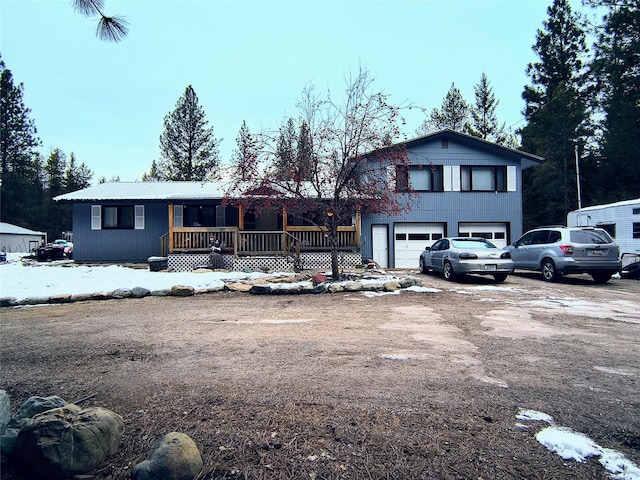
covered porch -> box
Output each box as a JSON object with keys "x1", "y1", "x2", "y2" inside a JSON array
[{"x1": 160, "y1": 203, "x2": 361, "y2": 258}]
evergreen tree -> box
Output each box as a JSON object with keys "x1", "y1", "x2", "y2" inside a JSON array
[
  {"x1": 274, "y1": 118, "x2": 297, "y2": 180},
  {"x1": 44, "y1": 149, "x2": 69, "y2": 240},
  {"x1": 64, "y1": 152, "x2": 93, "y2": 192},
  {"x1": 0, "y1": 56, "x2": 43, "y2": 230},
  {"x1": 519, "y1": 0, "x2": 589, "y2": 230},
  {"x1": 230, "y1": 121, "x2": 258, "y2": 181},
  {"x1": 296, "y1": 120, "x2": 314, "y2": 182},
  {"x1": 588, "y1": 0, "x2": 640, "y2": 203},
  {"x1": 419, "y1": 82, "x2": 470, "y2": 134},
  {"x1": 150, "y1": 85, "x2": 221, "y2": 181},
  {"x1": 469, "y1": 73, "x2": 513, "y2": 146}
]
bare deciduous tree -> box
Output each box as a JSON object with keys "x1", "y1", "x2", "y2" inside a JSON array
[{"x1": 227, "y1": 67, "x2": 411, "y2": 279}]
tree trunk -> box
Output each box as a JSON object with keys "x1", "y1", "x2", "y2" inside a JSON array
[{"x1": 329, "y1": 227, "x2": 339, "y2": 280}]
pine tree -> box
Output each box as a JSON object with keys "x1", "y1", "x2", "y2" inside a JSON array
[
  {"x1": 274, "y1": 118, "x2": 297, "y2": 180},
  {"x1": 420, "y1": 83, "x2": 470, "y2": 134},
  {"x1": 520, "y1": 0, "x2": 589, "y2": 230},
  {"x1": 64, "y1": 152, "x2": 93, "y2": 192},
  {"x1": 468, "y1": 73, "x2": 513, "y2": 145},
  {"x1": 44, "y1": 149, "x2": 69, "y2": 240},
  {"x1": 296, "y1": 121, "x2": 313, "y2": 182},
  {"x1": 151, "y1": 85, "x2": 221, "y2": 181},
  {"x1": 588, "y1": 0, "x2": 640, "y2": 203},
  {"x1": 71, "y1": 0, "x2": 129, "y2": 42},
  {"x1": 230, "y1": 121, "x2": 258, "y2": 181},
  {"x1": 0, "y1": 56, "x2": 43, "y2": 230}
]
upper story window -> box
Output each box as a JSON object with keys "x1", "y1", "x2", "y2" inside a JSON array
[
  {"x1": 397, "y1": 165, "x2": 444, "y2": 192},
  {"x1": 461, "y1": 166, "x2": 507, "y2": 192}
]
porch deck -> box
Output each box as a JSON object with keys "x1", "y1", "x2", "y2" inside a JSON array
[{"x1": 161, "y1": 227, "x2": 359, "y2": 257}]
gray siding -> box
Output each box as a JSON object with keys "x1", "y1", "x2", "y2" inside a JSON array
[
  {"x1": 72, "y1": 202, "x2": 168, "y2": 263},
  {"x1": 360, "y1": 138, "x2": 526, "y2": 265}
]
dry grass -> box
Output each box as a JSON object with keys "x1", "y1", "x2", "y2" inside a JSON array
[{"x1": 2, "y1": 274, "x2": 639, "y2": 479}]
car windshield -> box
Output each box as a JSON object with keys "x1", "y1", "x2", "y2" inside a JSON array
[
  {"x1": 451, "y1": 239, "x2": 496, "y2": 249},
  {"x1": 570, "y1": 229, "x2": 613, "y2": 244}
]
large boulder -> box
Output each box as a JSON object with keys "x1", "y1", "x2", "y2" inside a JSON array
[
  {"x1": 1, "y1": 395, "x2": 66, "y2": 462},
  {"x1": 7, "y1": 395, "x2": 67, "y2": 430},
  {"x1": 132, "y1": 432, "x2": 203, "y2": 480},
  {"x1": 15, "y1": 404, "x2": 124, "y2": 479}
]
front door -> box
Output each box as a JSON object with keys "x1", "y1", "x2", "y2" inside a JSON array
[{"x1": 372, "y1": 225, "x2": 388, "y2": 268}]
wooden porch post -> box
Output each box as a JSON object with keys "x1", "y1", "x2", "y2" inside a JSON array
[
  {"x1": 168, "y1": 203, "x2": 174, "y2": 252},
  {"x1": 282, "y1": 206, "x2": 288, "y2": 230},
  {"x1": 282, "y1": 206, "x2": 288, "y2": 255},
  {"x1": 355, "y1": 207, "x2": 361, "y2": 249}
]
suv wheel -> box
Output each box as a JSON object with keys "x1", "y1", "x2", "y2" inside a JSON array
[
  {"x1": 541, "y1": 258, "x2": 559, "y2": 282},
  {"x1": 591, "y1": 272, "x2": 612, "y2": 284}
]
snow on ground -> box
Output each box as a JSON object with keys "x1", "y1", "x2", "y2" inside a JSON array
[
  {"x1": 517, "y1": 409, "x2": 640, "y2": 480},
  {"x1": 0, "y1": 253, "x2": 282, "y2": 301},
  {"x1": 0, "y1": 253, "x2": 422, "y2": 303}
]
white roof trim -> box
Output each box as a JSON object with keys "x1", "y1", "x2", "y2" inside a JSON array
[{"x1": 54, "y1": 181, "x2": 230, "y2": 202}]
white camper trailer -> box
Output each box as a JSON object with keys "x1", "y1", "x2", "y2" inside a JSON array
[{"x1": 567, "y1": 198, "x2": 640, "y2": 262}]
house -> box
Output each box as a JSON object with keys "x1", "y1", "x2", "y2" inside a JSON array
[
  {"x1": 55, "y1": 130, "x2": 541, "y2": 272},
  {"x1": 567, "y1": 198, "x2": 640, "y2": 258},
  {"x1": 360, "y1": 130, "x2": 542, "y2": 268},
  {"x1": 54, "y1": 181, "x2": 362, "y2": 271},
  {"x1": 0, "y1": 222, "x2": 46, "y2": 253}
]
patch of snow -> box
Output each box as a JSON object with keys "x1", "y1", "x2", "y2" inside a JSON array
[
  {"x1": 518, "y1": 410, "x2": 640, "y2": 480},
  {"x1": 516, "y1": 409, "x2": 555, "y2": 424},
  {"x1": 404, "y1": 285, "x2": 442, "y2": 293},
  {"x1": 362, "y1": 290, "x2": 401, "y2": 298},
  {"x1": 536, "y1": 426, "x2": 601, "y2": 462}
]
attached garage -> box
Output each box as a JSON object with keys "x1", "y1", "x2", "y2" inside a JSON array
[
  {"x1": 458, "y1": 223, "x2": 508, "y2": 248},
  {"x1": 394, "y1": 223, "x2": 445, "y2": 268}
]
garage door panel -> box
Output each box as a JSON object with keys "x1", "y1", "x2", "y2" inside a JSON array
[
  {"x1": 394, "y1": 223, "x2": 444, "y2": 268},
  {"x1": 458, "y1": 223, "x2": 508, "y2": 248}
]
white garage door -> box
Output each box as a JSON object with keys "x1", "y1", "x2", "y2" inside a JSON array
[
  {"x1": 394, "y1": 223, "x2": 445, "y2": 269},
  {"x1": 458, "y1": 223, "x2": 508, "y2": 248}
]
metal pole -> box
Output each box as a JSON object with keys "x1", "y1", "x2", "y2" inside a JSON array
[{"x1": 575, "y1": 144, "x2": 582, "y2": 214}]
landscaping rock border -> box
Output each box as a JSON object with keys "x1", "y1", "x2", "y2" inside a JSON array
[{"x1": 0, "y1": 273, "x2": 422, "y2": 308}]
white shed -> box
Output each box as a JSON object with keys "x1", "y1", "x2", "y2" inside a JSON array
[
  {"x1": 567, "y1": 198, "x2": 640, "y2": 256},
  {"x1": 0, "y1": 222, "x2": 46, "y2": 253}
]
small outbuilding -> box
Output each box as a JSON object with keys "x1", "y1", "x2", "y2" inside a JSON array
[{"x1": 0, "y1": 222, "x2": 46, "y2": 253}]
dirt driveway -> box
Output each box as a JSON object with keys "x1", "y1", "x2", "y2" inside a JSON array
[{"x1": 1, "y1": 272, "x2": 639, "y2": 479}]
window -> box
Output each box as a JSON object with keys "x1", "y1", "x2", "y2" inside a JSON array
[
  {"x1": 596, "y1": 223, "x2": 616, "y2": 238},
  {"x1": 184, "y1": 206, "x2": 216, "y2": 227},
  {"x1": 632, "y1": 208, "x2": 640, "y2": 215},
  {"x1": 94, "y1": 205, "x2": 144, "y2": 230},
  {"x1": 103, "y1": 206, "x2": 134, "y2": 229},
  {"x1": 633, "y1": 223, "x2": 640, "y2": 239},
  {"x1": 460, "y1": 166, "x2": 507, "y2": 192},
  {"x1": 397, "y1": 165, "x2": 444, "y2": 192}
]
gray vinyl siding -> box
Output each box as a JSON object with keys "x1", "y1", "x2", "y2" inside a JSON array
[
  {"x1": 72, "y1": 202, "x2": 168, "y2": 263},
  {"x1": 360, "y1": 138, "x2": 526, "y2": 265}
]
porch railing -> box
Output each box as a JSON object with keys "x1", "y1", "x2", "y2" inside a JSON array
[{"x1": 167, "y1": 227, "x2": 358, "y2": 256}]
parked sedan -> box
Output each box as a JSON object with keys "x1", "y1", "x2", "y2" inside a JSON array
[{"x1": 419, "y1": 237, "x2": 514, "y2": 282}]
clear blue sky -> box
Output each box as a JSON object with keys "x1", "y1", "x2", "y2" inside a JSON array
[{"x1": 0, "y1": 0, "x2": 593, "y2": 183}]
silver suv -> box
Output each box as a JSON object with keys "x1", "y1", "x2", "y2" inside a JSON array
[{"x1": 506, "y1": 226, "x2": 621, "y2": 283}]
